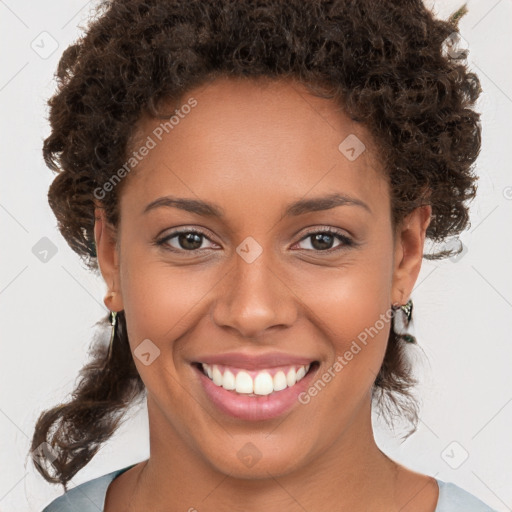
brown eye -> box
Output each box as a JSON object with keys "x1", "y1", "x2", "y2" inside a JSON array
[
  {"x1": 295, "y1": 228, "x2": 354, "y2": 252},
  {"x1": 174, "y1": 232, "x2": 204, "y2": 250},
  {"x1": 157, "y1": 229, "x2": 218, "y2": 252}
]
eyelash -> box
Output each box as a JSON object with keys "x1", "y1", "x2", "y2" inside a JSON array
[{"x1": 154, "y1": 226, "x2": 355, "y2": 254}]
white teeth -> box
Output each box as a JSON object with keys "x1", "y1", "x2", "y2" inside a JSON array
[
  {"x1": 201, "y1": 363, "x2": 312, "y2": 395},
  {"x1": 254, "y1": 372, "x2": 274, "y2": 395},
  {"x1": 286, "y1": 367, "x2": 296, "y2": 387},
  {"x1": 222, "y1": 369, "x2": 236, "y2": 390},
  {"x1": 212, "y1": 366, "x2": 223, "y2": 386},
  {"x1": 273, "y1": 371, "x2": 287, "y2": 391},
  {"x1": 235, "y1": 371, "x2": 253, "y2": 394}
]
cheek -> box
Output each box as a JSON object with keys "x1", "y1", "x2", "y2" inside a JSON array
[
  {"x1": 303, "y1": 248, "x2": 393, "y2": 339},
  {"x1": 299, "y1": 249, "x2": 393, "y2": 390},
  {"x1": 118, "y1": 259, "x2": 219, "y2": 411},
  {"x1": 119, "y1": 252, "x2": 222, "y2": 356}
]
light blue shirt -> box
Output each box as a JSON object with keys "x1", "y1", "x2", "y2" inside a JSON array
[{"x1": 41, "y1": 464, "x2": 498, "y2": 511}]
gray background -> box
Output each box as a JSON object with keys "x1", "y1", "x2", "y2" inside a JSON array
[{"x1": 1, "y1": 0, "x2": 511, "y2": 510}]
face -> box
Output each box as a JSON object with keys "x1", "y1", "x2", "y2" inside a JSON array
[{"x1": 94, "y1": 77, "x2": 430, "y2": 479}]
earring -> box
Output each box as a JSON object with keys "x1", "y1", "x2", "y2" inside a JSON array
[
  {"x1": 391, "y1": 299, "x2": 416, "y2": 344},
  {"x1": 105, "y1": 310, "x2": 117, "y2": 363}
]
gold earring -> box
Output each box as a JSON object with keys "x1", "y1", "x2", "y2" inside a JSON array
[
  {"x1": 391, "y1": 299, "x2": 415, "y2": 343},
  {"x1": 105, "y1": 310, "x2": 117, "y2": 363}
]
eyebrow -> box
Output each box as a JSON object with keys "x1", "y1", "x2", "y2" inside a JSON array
[{"x1": 143, "y1": 192, "x2": 372, "y2": 218}]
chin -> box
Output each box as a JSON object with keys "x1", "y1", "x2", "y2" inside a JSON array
[{"x1": 206, "y1": 447, "x2": 307, "y2": 481}]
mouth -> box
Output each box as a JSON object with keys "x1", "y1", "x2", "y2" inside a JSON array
[
  {"x1": 191, "y1": 359, "x2": 320, "y2": 421},
  {"x1": 192, "y1": 361, "x2": 320, "y2": 396}
]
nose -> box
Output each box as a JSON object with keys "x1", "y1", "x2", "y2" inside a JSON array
[{"x1": 211, "y1": 247, "x2": 297, "y2": 340}]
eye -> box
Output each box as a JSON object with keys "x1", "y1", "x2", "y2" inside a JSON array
[
  {"x1": 155, "y1": 228, "x2": 219, "y2": 252},
  {"x1": 294, "y1": 227, "x2": 354, "y2": 252},
  {"x1": 154, "y1": 226, "x2": 355, "y2": 254}
]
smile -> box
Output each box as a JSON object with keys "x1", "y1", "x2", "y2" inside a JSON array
[
  {"x1": 200, "y1": 362, "x2": 312, "y2": 396},
  {"x1": 192, "y1": 357, "x2": 320, "y2": 421}
]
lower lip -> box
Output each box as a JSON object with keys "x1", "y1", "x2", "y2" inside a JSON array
[{"x1": 193, "y1": 364, "x2": 318, "y2": 421}]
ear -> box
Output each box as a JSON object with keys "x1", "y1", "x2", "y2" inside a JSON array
[
  {"x1": 94, "y1": 205, "x2": 124, "y2": 312},
  {"x1": 391, "y1": 205, "x2": 432, "y2": 305}
]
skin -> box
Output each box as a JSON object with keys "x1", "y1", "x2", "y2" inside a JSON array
[{"x1": 95, "y1": 76, "x2": 436, "y2": 511}]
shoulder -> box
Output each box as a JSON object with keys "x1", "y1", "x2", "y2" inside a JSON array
[
  {"x1": 436, "y1": 480, "x2": 498, "y2": 512},
  {"x1": 40, "y1": 465, "x2": 136, "y2": 512}
]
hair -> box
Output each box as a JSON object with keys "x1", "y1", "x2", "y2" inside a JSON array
[{"x1": 30, "y1": 0, "x2": 482, "y2": 490}]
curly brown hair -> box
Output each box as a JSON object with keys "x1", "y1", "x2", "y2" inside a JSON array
[{"x1": 30, "y1": 0, "x2": 482, "y2": 490}]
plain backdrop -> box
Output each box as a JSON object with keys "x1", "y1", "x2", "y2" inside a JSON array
[{"x1": 1, "y1": 0, "x2": 511, "y2": 510}]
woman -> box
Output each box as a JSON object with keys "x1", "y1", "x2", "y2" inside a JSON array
[{"x1": 31, "y1": 0, "x2": 496, "y2": 510}]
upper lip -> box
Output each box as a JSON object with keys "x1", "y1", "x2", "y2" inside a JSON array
[{"x1": 193, "y1": 352, "x2": 317, "y2": 370}]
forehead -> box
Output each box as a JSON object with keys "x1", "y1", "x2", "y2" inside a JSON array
[{"x1": 120, "y1": 77, "x2": 388, "y2": 220}]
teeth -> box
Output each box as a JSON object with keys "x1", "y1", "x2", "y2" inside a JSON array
[
  {"x1": 286, "y1": 368, "x2": 296, "y2": 387},
  {"x1": 223, "y1": 369, "x2": 236, "y2": 390},
  {"x1": 253, "y1": 372, "x2": 274, "y2": 395},
  {"x1": 235, "y1": 371, "x2": 253, "y2": 394},
  {"x1": 212, "y1": 366, "x2": 223, "y2": 386},
  {"x1": 201, "y1": 363, "x2": 311, "y2": 395},
  {"x1": 273, "y1": 371, "x2": 288, "y2": 391}
]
